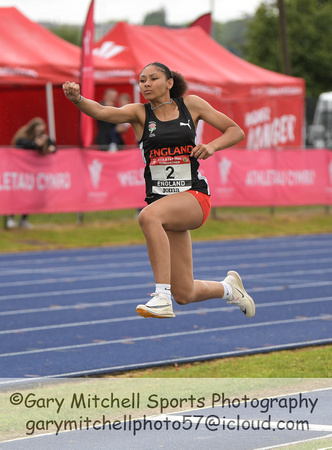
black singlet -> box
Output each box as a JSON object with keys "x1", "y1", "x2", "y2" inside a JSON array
[{"x1": 138, "y1": 97, "x2": 210, "y2": 204}]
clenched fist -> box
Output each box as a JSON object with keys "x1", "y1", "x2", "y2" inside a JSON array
[{"x1": 62, "y1": 81, "x2": 81, "y2": 104}]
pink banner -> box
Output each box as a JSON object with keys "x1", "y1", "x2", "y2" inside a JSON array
[
  {"x1": 232, "y1": 96, "x2": 304, "y2": 149},
  {"x1": 0, "y1": 148, "x2": 145, "y2": 215},
  {"x1": 200, "y1": 149, "x2": 331, "y2": 207},
  {"x1": 0, "y1": 148, "x2": 331, "y2": 215},
  {"x1": 193, "y1": 94, "x2": 304, "y2": 151}
]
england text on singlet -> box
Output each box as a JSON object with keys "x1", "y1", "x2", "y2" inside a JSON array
[{"x1": 138, "y1": 97, "x2": 210, "y2": 204}]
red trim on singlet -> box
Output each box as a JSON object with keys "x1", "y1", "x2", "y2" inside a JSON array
[{"x1": 187, "y1": 190, "x2": 211, "y2": 226}]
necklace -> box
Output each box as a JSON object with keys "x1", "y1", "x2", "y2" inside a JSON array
[{"x1": 150, "y1": 98, "x2": 173, "y2": 110}]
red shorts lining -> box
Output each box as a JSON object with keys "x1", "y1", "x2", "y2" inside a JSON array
[{"x1": 187, "y1": 190, "x2": 211, "y2": 226}]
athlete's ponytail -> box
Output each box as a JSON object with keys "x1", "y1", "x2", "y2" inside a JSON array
[
  {"x1": 141, "y1": 62, "x2": 188, "y2": 98},
  {"x1": 170, "y1": 70, "x2": 188, "y2": 98}
]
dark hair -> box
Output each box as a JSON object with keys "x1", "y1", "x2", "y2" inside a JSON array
[
  {"x1": 141, "y1": 62, "x2": 188, "y2": 98},
  {"x1": 11, "y1": 117, "x2": 46, "y2": 145}
]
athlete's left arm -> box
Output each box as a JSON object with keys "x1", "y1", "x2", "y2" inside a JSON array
[{"x1": 184, "y1": 95, "x2": 245, "y2": 160}]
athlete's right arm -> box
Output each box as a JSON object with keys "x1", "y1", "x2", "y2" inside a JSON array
[{"x1": 62, "y1": 81, "x2": 138, "y2": 125}]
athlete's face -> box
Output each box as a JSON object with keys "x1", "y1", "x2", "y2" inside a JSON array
[{"x1": 139, "y1": 65, "x2": 173, "y2": 100}]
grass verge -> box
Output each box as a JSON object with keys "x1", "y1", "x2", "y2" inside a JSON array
[
  {"x1": 107, "y1": 344, "x2": 332, "y2": 378},
  {"x1": 1, "y1": 205, "x2": 331, "y2": 252}
]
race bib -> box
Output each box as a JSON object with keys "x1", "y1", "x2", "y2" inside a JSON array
[{"x1": 150, "y1": 155, "x2": 192, "y2": 195}]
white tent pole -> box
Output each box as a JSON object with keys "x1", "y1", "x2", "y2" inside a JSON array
[
  {"x1": 210, "y1": 0, "x2": 215, "y2": 18},
  {"x1": 133, "y1": 80, "x2": 140, "y2": 103},
  {"x1": 46, "y1": 82, "x2": 56, "y2": 141}
]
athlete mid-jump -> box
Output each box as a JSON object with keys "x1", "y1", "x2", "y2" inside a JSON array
[{"x1": 62, "y1": 62, "x2": 255, "y2": 319}]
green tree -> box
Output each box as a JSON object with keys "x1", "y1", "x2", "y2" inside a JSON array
[
  {"x1": 243, "y1": 0, "x2": 332, "y2": 96},
  {"x1": 244, "y1": 3, "x2": 282, "y2": 73},
  {"x1": 49, "y1": 25, "x2": 82, "y2": 46},
  {"x1": 143, "y1": 9, "x2": 167, "y2": 26},
  {"x1": 219, "y1": 20, "x2": 248, "y2": 58}
]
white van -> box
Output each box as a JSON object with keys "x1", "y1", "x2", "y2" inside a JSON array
[{"x1": 308, "y1": 92, "x2": 332, "y2": 148}]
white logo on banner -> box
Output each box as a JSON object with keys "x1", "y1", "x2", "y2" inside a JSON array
[
  {"x1": 93, "y1": 41, "x2": 126, "y2": 59},
  {"x1": 245, "y1": 170, "x2": 315, "y2": 186},
  {"x1": 329, "y1": 161, "x2": 332, "y2": 184},
  {"x1": 83, "y1": 30, "x2": 92, "y2": 56},
  {"x1": 245, "y1": 107, "x2": 296, "y2": 149},
  {"x1": 88, "y1": 159, "x2": 103, "y2": 188},
  {"x1": 117, "y1": 169, "x2": 145, "y2": 186},
  {"x1": 0, "y1": 172, "x2": 70, "y2": 191},
  {"x1": 218, "y1": 157, "x2": 232, "y2": 184}
]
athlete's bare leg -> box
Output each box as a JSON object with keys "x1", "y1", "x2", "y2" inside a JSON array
[
  {"x1": 167, "y1": 229, "x2": 224, "y2": 304},
  {"x1": 138, "y1": 192, "x2": 224, "y2": 304}
]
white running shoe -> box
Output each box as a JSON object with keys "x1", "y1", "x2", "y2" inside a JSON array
[
  {"x1": 223, "y1": 270, "x2": 255, "y2": 318},
  {"x1": 136, "y1": 293, "x2": 175, "y2": 318},
  {"x1": 6, "y1": 218, "x2": 17, "y2": 229},
  {"x1": 19, "y1": 219, "x2": 33, "y2": 229}
]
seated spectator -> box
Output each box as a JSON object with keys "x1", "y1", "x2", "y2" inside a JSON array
[{"x1": 6, "y1": 117, "x2": 56, "y2": 229}]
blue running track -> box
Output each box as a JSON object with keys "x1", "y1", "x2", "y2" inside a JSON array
[{"x1": 0, "y1": 234, "x2": 331, "y2": 379}]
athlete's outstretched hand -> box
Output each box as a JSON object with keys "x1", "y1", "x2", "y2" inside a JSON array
[{"x1": 62, "y1": 81, "x2": 81, "y2": 104}]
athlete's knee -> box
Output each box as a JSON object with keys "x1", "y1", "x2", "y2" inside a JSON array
[
  {"x1": 138, "y1": 205, "x2": 163, "y2": 231},
  {"x1": 172, "y1": 287, "x2": 193, "y2": 305},
  {"x1": 138, "y1": 207, "x2": 153, "y2": 229}
]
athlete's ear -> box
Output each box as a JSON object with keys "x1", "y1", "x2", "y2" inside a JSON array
[{"x1": 167, "y1": 77, "x2": 174, "y2": 91}]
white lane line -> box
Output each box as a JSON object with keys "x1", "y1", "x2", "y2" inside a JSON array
[
  {"x1": 0, "y1": 295, "x2": 331, "y2": 317},
  {"x1": 2, "y1": 277, "x2": 332, "y2": 302},
  {"x1": 2, "y1": 313, "x2": 330, "y2": 336},
  {"x1": 0, "y1": 316, "x2": 329, "y2": 357},
  {"x1": 0, "y1": 269, "x2": 152, "y2": 287},
  {"x1": 0, "y1": 261, "x2": 150, "y2": 277},
  {"x1": 0, "y1": 249, "x2": 148, "y2": 266},
  {"x1": 1, "y1": 235, "x2": 331, "y2": 267},
  {"x1": 0, "y1": 282, "x2": 154, "y2": 301},
  {"x1": 256, "y1": 433, "x2": 332, "y2": 449},
  {"x1": 1, "y1": 247, "x2": 332, "y2": 276},
  {"x1": 1, "y1": 338, "x2": 330, "y2": 381},
  {"x1": 1, "y1": 257, "x2": 332, "y2": 288}
]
